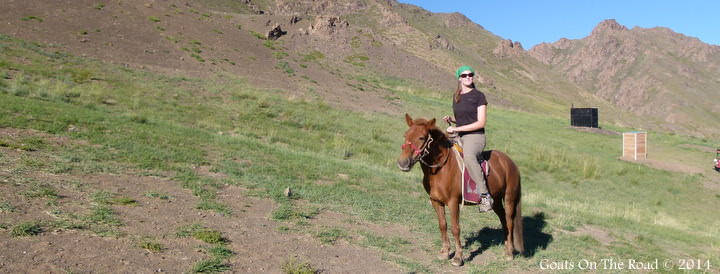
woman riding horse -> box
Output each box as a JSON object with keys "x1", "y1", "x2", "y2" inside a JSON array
[{"x1": 397, "y1": 114, "x2": 523, "y2": 266}]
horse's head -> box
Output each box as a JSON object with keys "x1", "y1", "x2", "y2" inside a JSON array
[{"x1": 397, "y1": 113, "x2": 437, "y2": 172}]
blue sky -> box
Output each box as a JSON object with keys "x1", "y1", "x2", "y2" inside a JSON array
[{"x1": 397, "y1": 1, "x2": 720, "y2": 48}]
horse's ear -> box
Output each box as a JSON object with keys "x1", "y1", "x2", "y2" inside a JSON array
[
  {"x1": 429, "y1": 118, "x2": 436, "y2": 127},
  {"x1": 405, "y1": 113, "x2": 413, "y2": 127}
]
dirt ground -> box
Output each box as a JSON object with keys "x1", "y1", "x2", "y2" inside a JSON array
[
  {"x1": 0, "y1": 128, "x2": 410, "y2": 273},
  {"x1": 0, "y1": 166, "x2": 404, "y2": 273},
  {"x1": 0, "y1": 128, "x2": 494, "y2": 273}
]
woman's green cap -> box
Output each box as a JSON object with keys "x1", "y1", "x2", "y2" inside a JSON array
[{"x1": 455, "y1": 65, "x2": 475, "y2": 78}]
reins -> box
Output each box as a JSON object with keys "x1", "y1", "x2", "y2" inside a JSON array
[{"x1": 402, "y1": 132, "x2": 451, "y2": 169}]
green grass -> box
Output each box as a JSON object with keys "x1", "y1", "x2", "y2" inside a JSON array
[
  {"x1": 196, "y1": 200, "x2": 231, "y2": 216},
  {"x1": 299, "y1": 50, "x2": 325, "y2": 62},
  {"x1": 176, "y1": 224, "x2": 227, "y2": 244},
  {"x1": 87, "y1": 205, "x2": 122, "y2": 227},
  {"x1": 359, "y1": 231, "x2": 411, "y2": 253},
  {"x1": 139, "y1": 240, "x2": 164, "y2": 252},
  {"x1": 343, "y1": 54, "x2": 369, "y2": 67},
  {"x1": 0, "y1": 200, "x2": 16, "y2": 213},
  {"x1": 315, "y1": 227, "x2": 347, "y2": 245},
  {"x1": 191, "y1": 259, "x2": 230, "y2": 273},
  {"x1": 145, "y1": 191, "x2": 169, "y2": 200},
  {"x1": 206, "y1": 246, "x2": 234, "y2": 260},
  {"x1": 112, "y1": 197, "x2": 138, "y2": 206},
  {"x1": 11, "y1": 221, "x2": 42, "y2": 237},
  {"x1": 271, "y1": 203, "x2": 320, "y2": 221},
  {"x1": 275, "y1": 61, "x2": 294, "y2": 74},
  {"x1": 249, "y1": 30, "x2": 266, "y2": 40},
  {"x1": 263, "y1": 40, "x2": 277, "y2": 50},
  {"x1": 22, "y1": 183, "x2": 58, "y2": 199},
  {"x1": 281, "y1": 258, "x2": 319, "y2": 274},
  {"x1": 194, "y1": 230, "x2": 225, "y2": 244},
  {"x1": 21, "y1": 16, "x2": 43, "y2": 22},
  {"x1": 0, "y1": 34, "x2": 718, "y2": 272},
  {"x1": 185, "y1": 227, "x2": 236, "y2": 272},
  {"x1": 273, "y1": 51, "x2": 289, "y2": 59}
]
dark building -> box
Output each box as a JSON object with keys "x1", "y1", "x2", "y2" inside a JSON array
[{"x1": 570, "y1": 107, "x2": 598, "y2": 128}]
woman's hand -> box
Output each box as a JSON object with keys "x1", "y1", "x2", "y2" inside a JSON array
[
  {"x1": 446, "y1": 126, "x2": 456, "y2": 134},
  {"x1": 442, "y1": 115, "x2": 455, "y2": 124}
]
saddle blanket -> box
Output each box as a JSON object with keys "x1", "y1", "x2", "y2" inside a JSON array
[{"x1": 462, "y1": 160, "x2": 489, "y2": 205}]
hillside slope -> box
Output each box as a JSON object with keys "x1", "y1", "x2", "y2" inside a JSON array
[
  {"x1": 530, "y1": 19, "x2": 720, "y2": 137},
  {"x1": 0, "y1": 0, "x2": 642, "y2": 127},
  {"x1": 1, "y1": 1, "x2": 717, "y2": 137}
]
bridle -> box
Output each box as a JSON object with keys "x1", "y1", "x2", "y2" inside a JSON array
[{"x1": 401, "y1": 133, "x2": 450, "y2": 168}]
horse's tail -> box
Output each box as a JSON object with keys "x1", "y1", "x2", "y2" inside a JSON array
[{"x1": 513, "y1": 176, "x2": 525, "y2": 255}]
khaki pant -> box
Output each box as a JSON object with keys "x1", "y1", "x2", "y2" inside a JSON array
[{"x1": 460, "y1": 133, "x2": 488, "y2": 193}]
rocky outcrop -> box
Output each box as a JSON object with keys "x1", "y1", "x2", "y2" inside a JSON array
[
  {"x1": 493, "y1": 39, "x2": 524, "y2": 58},
  {"x1": 591, "y1": 19, "x2": 627, "y2": 36},
  {"x1": 243, "y1": 0, "x2": 266, "y2": 15},
  {"x1": 378, "y1": 4, "x2": 406, "y2": 26},
  {"x1": 527, "y1": 43, "x2": 554, "y2": 64},
  {"x1": 529, "y1": 38, "x2": 574, "y2": 64},
  {"x1": 429, "y1": 34, "x2": 453, "y2": 50},
  {"x1": 267, "y1": 25, "x2": 287, "y2": 40},
  {"x1": 309, "y1": 16, "x2": 349, "y2": 38},
  {"x1": 442, "y1": 12, "x2": 473, "y2": 29},
  {"x1": 275, "y1": 0, "x2": 366, "y2": 16}
]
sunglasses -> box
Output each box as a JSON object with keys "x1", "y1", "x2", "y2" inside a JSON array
[{"x1": 459, "y1": 73, "x2": 474, "y2": 78}]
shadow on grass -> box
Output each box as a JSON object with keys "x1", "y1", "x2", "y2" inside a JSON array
[{"x1": 464, "y1": 212, "x2": 553, "y2": 261}]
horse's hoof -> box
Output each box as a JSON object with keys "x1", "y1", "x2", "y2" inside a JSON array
[
  {"x1": 450, "y1": 256, "x2": 464, "y2": 266},
  {"x1": 504, "y1": 254, "x2": 514, "y2": 261}
]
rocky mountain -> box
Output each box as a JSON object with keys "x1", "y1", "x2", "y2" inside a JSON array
[
  {"x1": 0, "y1": 1, "x2": 716, "y2": 138},
  {"x1": 529, "y1": 19, "x2": 720, "y2": 137}
]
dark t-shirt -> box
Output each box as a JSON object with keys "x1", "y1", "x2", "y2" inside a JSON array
[{"x1": 452, "y1": 89, "x2": 487, "y2": 136}]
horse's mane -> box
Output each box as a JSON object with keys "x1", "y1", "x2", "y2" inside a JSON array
[{"x1": 412, "y1": 118, "x2": 451, "y2": 148}]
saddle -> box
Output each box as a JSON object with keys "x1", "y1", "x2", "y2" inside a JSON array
[{"x1": 450, "y1": 138, "x2": 490, "y2": 206}]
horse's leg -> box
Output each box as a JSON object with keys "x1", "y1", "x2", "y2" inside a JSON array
[
  {"x1": 448, "y1": 199, "x2": 464, "y2": 266},
  {"x1": 502, "y1": 198, "x2": 516, "y2": 259},
  {"x1": 431, "y1": 200, "x2": 450, "y2": 260},
  {"x1": 492, "y1": 200, "x2": 510, "y2": 257}
]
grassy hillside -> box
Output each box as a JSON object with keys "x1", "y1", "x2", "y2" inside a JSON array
[
  {"x1": 0, "y1": 0, "x2": 650, "y2": 136},
  {"x1": 2, "y1": 34, "x2": 719, "y2": 272}
]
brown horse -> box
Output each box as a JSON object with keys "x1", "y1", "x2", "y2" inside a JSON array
[{"x1": 397, "y1": 114, "x2": 523, "y2": 266}]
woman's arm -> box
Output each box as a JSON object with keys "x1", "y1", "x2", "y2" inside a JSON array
[
  {"x1": 447, "y1": 105, "x2": 486, "y2": 133},
  {"x1": 442, "y1": 115, "x2": 456, "y2": 124}
]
